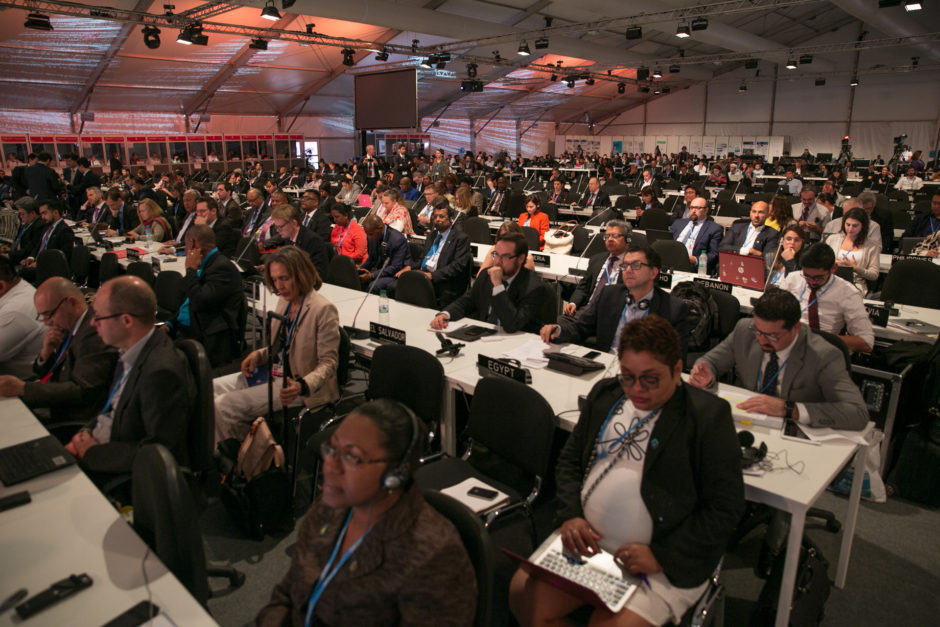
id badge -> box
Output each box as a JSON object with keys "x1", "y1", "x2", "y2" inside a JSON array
[{"x1": 245, "y1": 365, "x2": 269, "y2": 387}]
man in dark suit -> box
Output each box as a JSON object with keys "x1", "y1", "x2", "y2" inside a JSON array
[
  {"x1": 563, "y1": 220, "x2": 632, "y2": 316},
  {"x1": 484, "y1": 176, "x2": 512, "y2": 217},
  {"x1": 102, "y1": 187, "x2": 140, "y2": 236},
  {"x1": 300, "y1": 188, "x2": 333, "y2": 242},
  {"x1": 240, "y1": 186, "x2": 271, "y2": 239},
  {"x1": 194, "y1": 196, "x2": 238, "y2": 258},
  {"x1": 168, "y1": 225, "x2": 246, "y2": 369},
  {"x1": 719, "y1": 201, "x2": 778, "y2": 257},
  {"x1": 411, "y1": 204, "x2": 472, "y2": 308},
  {"x1": 21, "y1": 199, "x2": 74, "y2": 271},
  {"x1": 130, "y1": 176, "x2": 158, "y2": 205},
  {"x1": 431, "y1": 232, "x2": 545, "y2": 334},
  {"x1": 358, "y1": 214, "x2": 411, "y2": 293},
  {"x1": 392, "y1": 144, "x2": 411, "y2": 179},
  {"x1": 268, "y1": 204, "x2": 329, "y2": 279},
  {"x1": 670, "y1": 197, "x2": 724, "y2": 272},
  {"x1": 214, "y1": 180, "x2": 243, "y2": 229},
  {"x1": 574, "y1": 176, "x2": 611, "y2": 210},
  {"x1": 65, "y1": 276, "x2": 194, "y2": 478},
  {"x1": 542, "y1": 244, "x2": 690, "y2": 356},
  {"x1": 637, "y1": 168, "x2": 662, "y2": 198},
  {"x1": 858, "y1": 191, "x2": 894, "y2": 253},
  {"x1": 67, "y1": 157, "x2": 101, "y2": 217},
  {"x1": 4, "y1": 197, "x2": 45, "y2": 265},
  {"x1": 0, "y1": 277, "x2": 118, "y2": 422},
  {"x1": 24, "y1": 152, "x2": 62, "y2": 203},
  {"x1": 670, "y1": 185, "x2": 699, "y2": 223}
]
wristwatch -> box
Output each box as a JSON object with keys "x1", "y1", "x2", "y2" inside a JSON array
[
  {"x1": 295, "y1": 377, "x2": 310, "y2": 396},
  {"x1": 784, "y1": 399, "x2": 796, "y2": 418}
]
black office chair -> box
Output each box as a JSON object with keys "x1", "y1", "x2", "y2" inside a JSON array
[
  {"x1": 589, "y1": 207, "x2": 620, "y2": 225},
  {"x1": 395, "y1": 270, "x2": 438, "y2": 308},
  {"x1": 882, "y1": 259, "x2": 940, "y2": 308},
  {"x1": 324, "y1": 254, "x2": 361, "y2": 290},
  {"x1": 98, "y1": 251, "x2": 123, "y2": 284},
  {"x1": 415, "y1": 377, "x2": 554, "y2": 538},
  {"x1": 460, "y1": 216, "x2": 494, "y2": 245},
  {"x1": 154, "y1": 270, "x2": 183, "y2": 321},
  {"x1": 899, "y1": 237, "x2": 925, "y2": 255},
  {"x1": 233, "y1": 236, "x2": 260, "y2": 268},
  {"x1": 132, "y1": 444, "x2": 210, "y2": 607},
  {"x1": 538, "y1": 279, "x2": 561, "y2": 326},
  {"x1": 812, "y1": 328, "x2": 852, "y2": 372},
  {"x1": 70, "y1": 244, "x2": 92, "y2": 287},
  {"x1": 520, "y1": 225, "x2": 540, "y2": 252},
  {"x1": 125, "y1": 260, "x2": 155, "y2": 286},
  {"x1": 637, "y1": 208, "x2": 670, "y2": 231},
  {"x1": 571, "y1": 227, "x2": 591, "y2": 255},
  {"x1": 652, "y1": 239, "x2": 694, "y2": 272},
  {"x1": 583, "y1": 232, "x2": 607, "y2": 257},
  {"x1": 423, "y1": 489, "x2": 495, "y2": 627},
  {"x1": 685, "y1": 289, "x2": 740, "y2": 370},
  {"x1": 35, "y1": 249, "x2": 70, "y2": 284}
]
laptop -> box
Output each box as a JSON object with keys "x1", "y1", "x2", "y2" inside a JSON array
[
  {"x1": 357, "y1": 193, "x2": 372, "y2": 207},
  {"x1": 0, "y1": 436, "x2": 77, "y2": 486},
  {"x1": 502, "y1": 530, "x2": 640, "y2": 613},
  {"x1": 718, "y1": 251, "x2": 766, "y2": 290}
]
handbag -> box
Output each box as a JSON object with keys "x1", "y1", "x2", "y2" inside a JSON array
[
  {"x1": 543, "y1": 220, "x2": 578, "y2": 255},
  {"x1": 750, "y1": 536, "x2": 831, "y2": 626}
]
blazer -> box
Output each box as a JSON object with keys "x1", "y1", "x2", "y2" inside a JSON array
[
  {"x1": 106, "y1": 204, "x2": 140, "y2": 235},
  {"x1": 577, "y1": 189, "x2": 612, "y2": 209},
  {"x1": 638, "y1": 179, "x2": 662, "y2": 198},
  {"x1": 24, "y1": 163, "x2": 62, "y2": 202},
  {"x1": 546, "y1": 188, "x2": 569, "y2": 204},
  {"x1": 568, "y1": 252, "x2": 616, "y2": 308},
  {"x1": 22, "y1": 311, "x2": 119, "y2": 423},
  {"x1": 556, "y1": 285, "x2": 690, "y2": 357},
  {"x1": 211, "y1": 218, "x2": 238, "y2": 258},
  {"x1": 221, "y1": 198, "x2": 243, "y2": 229},
  {"x1": 9, "y1": 219, "x2": 46, "y2": 264},
  {"x1": 302, "y1": 207, "x2": 334, "y2": 243},
  {"x1": 719, "y1": 222, "x2": 779, "y2": 255},
  {"x1": 292, "y1": 226, "x2": 330, "y2": 280},
  {"x1": 39, "y1": 220, "x2": 74, "y2": 261},
  {"x1": 554, "y1": 378, "x2": 744, "y2": 588},
  {"x1": 695, "y1": 319, "x2": 869, "y2": 430},
  {"x1": 255, "y1": 485, "x2": 475, "y2": 627},
  {"x1": 174, "y1": 250, "x2": 246, "y2": 368},
  {"x1": 518, "y1": 211, "x2": 550, "y2": 248},
  {"x1": 825, "y1": 234, "x2": 879, "y2": 295},
  {"x1": 670, "y1": 218, "x2": 724, "y2": 272},
  {"x1": 902, "y1": 212, "x2": 939, "y2": 239},
  {"x1": 82, "y1": 330, "x2": 194, "y2": 474},
  {"x1": 256, "y1": 289, "x2": 339, "y2": 409},
  {"x1": 363, "y1": 226, "x2": 410, "y2": 280},
  {"x1": 444, "y1": 266, "x2": 545, "y2": 334},
  {"x1": 420, "y1": 227, "x2": 471, "y2": 308}
]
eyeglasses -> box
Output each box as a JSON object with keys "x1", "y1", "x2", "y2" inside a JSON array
[
  {"x1": 36, "y1": 298, "x2": 67, "y2": 321},
  {"x1": 690, "y1": 205, "x2": 707, "y2": 210},
  {"x1": 621, "y1": 261, "x2": 651, "y2": 272},
  {"x1": 801, "y1": 271, "x2": 830, "y2": 284},
  {"x1": 603, "y1": 233, "x2": 625, "y2": 240},
  {"x1": 490, "y1": 252, "x2": 519, "y2": 261},
  {"x1": 91, "y1": 311, "x2": 133, "y2": 323},
  {"x1": 320, "y1": 441, "x2": 388, "y2": 469},
  {"x1": 617, "y1": 373, "x2": 661, "y2": 390},
  {"x1": 749, "y1": 323, "x2": 785, "y2": 343}
]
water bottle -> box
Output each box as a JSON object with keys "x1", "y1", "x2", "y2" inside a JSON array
[
  {"x1": 144, "y1": 224, "x2": 153, "y2": 248},
  {"x1": 378, "y1": 290, "x2": 390, "y2": 325},
  {"x1": 698, "y1": 250, "x2": 707, "y2": 275}
]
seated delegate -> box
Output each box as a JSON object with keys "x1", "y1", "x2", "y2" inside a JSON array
[
  {"x1": 517, "y1": 194, "x2": 550, "y2": 249},
  {"x1": 255, "y1": 399, "x2": 476, "y2": 626},
  {"x1": 511, "y1": 316, "x2": 744, "y2": 626}
]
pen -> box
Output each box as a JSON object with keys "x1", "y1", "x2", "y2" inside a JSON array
[{"x1": 639, "y1": 574, "x2": 651, "y2": 589}]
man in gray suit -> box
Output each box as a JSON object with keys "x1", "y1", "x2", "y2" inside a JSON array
[{"x1": 688, "y1": 288, "x2": 867, "y2": 430}]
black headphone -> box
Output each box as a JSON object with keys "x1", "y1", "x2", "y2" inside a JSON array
[
  {"x1": 625, "y1": 291, "x2": 650, "y2": 310},
  {"x1": 380, "y1": 403, "x2": 421, "y2": 491},
  {"x1": 738, "y1": 430, "x2": 768, "y2": 469}
]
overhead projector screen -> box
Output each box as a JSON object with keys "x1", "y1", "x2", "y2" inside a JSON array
[{"x1": 354, "y1": 68, "x2": 418, "y2": 130}]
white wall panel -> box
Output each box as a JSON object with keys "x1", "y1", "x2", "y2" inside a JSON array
[
  {"x1": 707, "y1": 79, "x2": 773, "y2": 123},
  {"x1": 646, "y1": 84, "x2": 705, "y2": 124},
  {"x1": 850, "y1": 72, "x2": 940, "y2": 122},
  {"x1": 773, "y1": 79, "x2": 850, "y2": 122}
]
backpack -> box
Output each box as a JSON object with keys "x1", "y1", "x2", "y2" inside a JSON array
[{"x1": 671, "y1": 281, "x2": 718, "y2": 352}]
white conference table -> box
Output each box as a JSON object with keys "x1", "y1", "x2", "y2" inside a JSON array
[{"x1": 0, "y1": 398, "x2": 216, "y2": 627}]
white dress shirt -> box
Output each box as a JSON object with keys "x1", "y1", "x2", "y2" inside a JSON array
[{"x1": 779, "y1": 272, "x2": 875, "y2": 349}]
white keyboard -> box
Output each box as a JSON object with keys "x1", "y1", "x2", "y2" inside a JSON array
[{"x1": 537, "y1": 549, "x2": 635, "y2": 611}]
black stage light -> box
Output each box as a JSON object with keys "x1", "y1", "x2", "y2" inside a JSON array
[
  {"x1": 636, "y1": 67, "x2": 649, "y2": 80},
  {"x1": 282, "y1": 0, "x2": 296, "y2": 8},
  {"x1": 260, "y1": 1, "x2": 280, "y2": 21},
  {"x1": 585, "y1": 77, "x2": 595, "y2": 85},
  {"x1": 669, "y1": 64, "x2": 680, "y2": 74},
  {"x1": 375, "y1": 48, "x2": 389, "y2": 61},
  {"x1": 625, "y1": 25, "x2": 642, "y2": 40},
  {"x1": 534, "y1": 37, "x2": 549, "y2": 49},
  {"x1": 691, "y1": 17, "x2": 708, "y2": 31},
  {"x1": 799, "y1": 54, "x2": 813, "y2": 64},
  {"x1": 815, "y1": 78, "x2": 826, "y2": 86},
  {"x1": 744, "y1": 59, "x2": 758, "y2": 69},
  {"x1": 142, "y1": 25, "x2": 160, "y2": 49},
  {"x1": 518, "y1": 41, "x2": 530, "y2": 56},
  {"x1": 24, "y1": 12, "x2": 53, "y2": 31},
  {"x1": 249, "y1": 37, "x2": 267, "y2": 50},
  {"x1": 466, "y1": 63, "x2": 478, "y2": 78},
  {"x1": 617, "y1": 82, "x2": 625, "y2": 94},
  {"x1": 342, "y1": 48, "x2": 355, "y2": 66},
  {"x1": 638, "y1": 85, "x2": 650, "y2": 93}
]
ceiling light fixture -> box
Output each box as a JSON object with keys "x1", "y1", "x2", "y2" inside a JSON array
[
  {"x1": 24, "y1": 12, "x2": 53, "y2": 31},
  {"x1": 281, "y1": 0, "x2": 296, "y2": 8},
  {"x1": 691, "y1": 17, "x2": 709, "y2": 31},
  {"x1": 625, "y1": 25, "x2": 642, "y2": 40},
  {"x1": 675, "y1": 24, "x2": 691, "y2": 38},
  {"x1": 636, "y1": 67, "x2": 650, "y2": 80},
  {"x1": 260, "y1": 1, "x2": 280, "y2": 21},
  {"x1": 653, "y1": 87, "x2": 661, "y2": 94},
  {"x1": 799, "y1": 54, "x2": 813, "y2": 64},
  {"x1": 566, "y1": 79, "x2": 575, "y2": 88},
  {"x1": 669, "y1": 64, "x2": 680, "y2": 74},
  {"x1": 738, "y1": 83, "x2": 747, "y2": 92},
  {"x1": 744, "y1": 59, "x2": 758, "y2": 69},
  {"x1": 585, "y1": 77, "x2": 595, "y2": 85},
  {"x1": 534, "y1": 37, "x2": 549, "y2": 49},
  {"x1": 518, "y1": 41, "x2": 531, "y2": 56},
  {"x1": 904, "y1": 1, "x2": 922, "y2": 10},
  {"x1": 850, "y1": 76, "x2": 859, "y2": 86},
  {"x1": 550, "y1": 73, "x2": 558, "y2": 81},
  {"x1": 877, "y1": 0, "x2": 901, "y2": 6},
  {"x1": 638, "y1": 85, "x2": 650, "y2": 93},
  {"x1": 176, "y1": 27, "x2": 192, "y2": 44},
  {"x1": 785, "y1": 58, "x2": 797, "y2": 69},
  {"x1": 375, "y1": 48, "x2": 389, "y2": 61},
  {"x1": 652, "y1": 68, "x2": 663, "y2": 78},
  {"x1": 617, "y1": 82, "x2": 625, "y2": 94},
  {"x1": 249, "y1": 37, "x2": 267, "y2": 50},
  {"x1": 420, "y1": 56, "x2": 433, "y2": 69},
  {"x1": 815, "y1": 78, "x2": 826, "y2": 86},
  {"x1": 142, "y1": 25, "x2": 160, "y2": 49},
  {"x1": 466, "y1": 63, "x2": 478, "y2": 78},
  {"x1": 342, "y1": 48, "x2": 355, "y2": 66}
]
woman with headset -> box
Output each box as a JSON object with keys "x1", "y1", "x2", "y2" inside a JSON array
[{"x1": 256, "y1": 399, "x2": 476, "y2": 626}]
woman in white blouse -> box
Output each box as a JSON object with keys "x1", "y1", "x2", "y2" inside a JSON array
[{"x1": 825, "y1": 207, "x2": 879, "y2": 296}]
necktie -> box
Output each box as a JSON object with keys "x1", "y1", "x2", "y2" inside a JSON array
[
  {"x1": 760, "y1": 351, "x2": 779, "y2": 396},
  {"x1": 588, "y1": 193, "x2": 596, "y2": 206},
  {"x1": 39, "y1": 224, "x2": 53, "y2": 252},
  {"x1": 13, "y1": 225, "x2": 26, "y2": 250},
  {"x1": 303, "y1": 212, "x2": 312, "y2": 228},
  {"x1": 808, "y1": 288, "x2": 820, "y2": 330},
  {"x1": 589, "y1": 256, "x2": 618, "y2": 305},
  {"x1": 422, "y1": 234, "x2": 442, "y2": 270}
]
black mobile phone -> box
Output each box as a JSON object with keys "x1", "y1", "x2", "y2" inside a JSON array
[
  {"x1": 467, "y1": 486, "x2": 499, "y2": 500},
  {"x1": 583, "y1": 350, "x2": 601, "y2": 360},
  {"x1": 102, "y1": 601, "x2": 161, "y2": 627},
  {"x1": 781, "y1": 418, "x2": 812, "y2": 442}
]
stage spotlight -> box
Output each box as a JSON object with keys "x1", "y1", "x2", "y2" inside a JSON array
[
  {"x1": 785, "y1": 58, "x2": 797, "y2": 69},
  {"x1": 420, "y1": 57, "x2": 433, "y2": 69},
  {"x1": 24, "y1": 12, "x2": 53, "y2": 31},
  {"x1": 904, "y1": 1, "x2": 922, "y2": 10},
  {"x1": 534, "y1": 37, "x2": 549, "y2": 49},
  {"x1": 669, "y1": 64, "x2": 680, "y2": 74},
  {"x1": 849, "y1": 76, "x2": 859, "y2": 86},
  {"x1": 815, "y1": 78, "x2": 826, "y2": 86},
  {"x1": 675, "y1": 24, "x2": 690, "y2": 38},
  {"x1": 142, "y1": 25, "x2": 160, "y2": 49},
  {"x1": 691, "y1": 17, "x2": 708, "y2": 31},
  {"x1": 585, "y1": 77, "x2": 595, "y2": 85},
  {"x1": 260, "y1": 0, "x2": 280, "y2": 21},
  {"x1": 518, "y1": 41, "x2": 530, "y2": 56},
  {"x1": 550, "y1": 73, "x2": 558, "y2": 81},
  {"x1": 738, "y1": 83, "x2": 747, "y2": 92},
  {"x1": 566, "y1": 79, "x2": 575, "y2": 88},
  {"x1": 249, "y1": 37, "x2": 267, "y2": 50},
  {"x1": 636, "y1": 67, "x2": 649, "y2": 80},
  {"x1": 799, "y1": 54, "x2": 813, "y2": 64},
  {"x1": 342, "y1": 48, "x2": 355, "y2": 66},
  {"x1": 466, "y1": 63, "x2": 478, "y2": 78},
  {"x1": 652, "y1": 68, "x2": 662, "y2": 78},
  {"x1": 411, "y1": 39, "x2": 419, "y2": 53},
  {"x1": 617, "y1": 82, "x2": 625, "y2": 94},
  {"x1": 375, "y1": 48, "x2": 389, "y2": 61},
  {"x1": 282, "y1": 0, "x2": 296, "y2": 8}
]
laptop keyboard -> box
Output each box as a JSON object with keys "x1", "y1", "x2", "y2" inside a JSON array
[
  {"x1": 538, "y1": 549, "x2": 633, "y2": 608},
  {"x1": 0, "y1": 440, "x2": 67, "y2": 485}
]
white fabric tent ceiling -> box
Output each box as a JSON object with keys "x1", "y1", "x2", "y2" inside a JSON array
[{"x1": 0, "y1": 0, "x2": 937, "y2": 125}]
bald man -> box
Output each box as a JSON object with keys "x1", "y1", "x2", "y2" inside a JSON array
[
  {"x1": 719, "y1": 201, "x2": 779, "y2": 256},
  {"x1": 0, "y1": 277, "x2": 117, "y2": 422},
  {"x1": 65, "y1": 276, "x2": 194, "y2": 478}
]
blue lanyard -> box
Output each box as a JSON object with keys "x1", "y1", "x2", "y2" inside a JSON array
[
  {"x1": 335, "y1": 225, "x2": 350, "y2": 253},
  {"x1": 280, "y1": 298, "x2": 304, "y2": 363},
  {"x1": 798, "y1": 277, "x2": 835, "y2": 313},
  {"x1": 304, "y1": 511, "x2": 370, "y2": 626},
  {"x1": 929, "y1": 217, "x2": 938, "y2": 235},
  {"x1": 592, "y1": 395, "x2": 658, "y2": 463},
  {"x1": 755, "y1": 356, "x2": 790, "y2": 395},
  {"x1": 101, "y1": 367, "x2": 128, "y2": 413},
  {"x1": 40, "y1": 330, "x2": 73, "y2": 383}
]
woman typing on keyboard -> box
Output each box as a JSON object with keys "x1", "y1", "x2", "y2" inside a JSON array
[{"x1": 510, "y1": 316, "x2": 744, "y2": 627}]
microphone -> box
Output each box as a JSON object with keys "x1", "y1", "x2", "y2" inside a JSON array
[
  {"x1": 560, "y1": 228, "x2": 604, "y2": 285},
  {"x1": 267, "y1": 310, "x2": 290, "y2": 325},
  {"x1": 346, "y1": 255, "x2": 393, "y2": 340},
  {"x1": 435, "y1": 331, "x2": 464, "y2": 357},
  {"x1": 762, "y1": 235, "x2": 785, "y2": 291}
]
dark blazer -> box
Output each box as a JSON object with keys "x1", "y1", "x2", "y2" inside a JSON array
[
  {"x1": 106, "y1": 204, "x2": 140, "y2": 235},
  {"x1": 24, "y1": 162, "x2": 62, "y2": 202},
  {"x1": 9, "y1": 219, "x2": 46, "y2": 264},
  {"x1": 302, "y1": 207, "x2": 333, "y2": 243},
  {"x1": 670, "y1": 218, "x2": 724, "y2": 272},
  {"x1": 483, "y1": 190, "x2": 511, "y2": 217},
  {"x1": 363, "y1": 226, "x2": 410, "y2": 280},
  {"x1": 82, "y1": 330, "x2": 194, "y2": 474},
  {"x1": 719, "y1": 222, "x2": 779, "y2": 255},
  {"x1": 22, "y1": 312, "x2": 119, "y2": 423},
  {"x1": 577, "y1": 189, "x2": 612, "y2": 208},
  {"x1": 554, "y1": 378, "x2": 745, "y2": 588},
  {"x1": 546, "y1": 188, "x2": 569, "y2": 204},
  {"x1": 444, "y1": 266, "x2": 545, "y2": 334},
  {"x1": 174, "y1": 250, "x2": 246, "y2": 368},
  {"x1": 292, "y1": 225, "x2": 330, "y2": 280},
  {"x1": 902, "y1": 212, "x2": 940, "y2": 239},
  {"x1": 419, "y1": 227, "x2": 472, "y2": 308},
  {"x1": 556, "y1": 285, "x2": 690, "y2": 357},
  {"x1": 210, "y1": 218, "x2": 238, "y2": 258},
  {"x1": 39, "y1": 220, "x2": 74, "y2": 261},
  {"x1": 569, "y1": 252, "x2": 617, "y2": 308},
  {"x1": 221, "y1": 198, "x2": 243, "y2": 229},
  {"x1": 69, "y1": 170, "x2": 101, "y2": 215}
]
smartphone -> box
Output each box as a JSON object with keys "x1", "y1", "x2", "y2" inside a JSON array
[
  {"x1": 781, "y1": 418, "x2": 820, "y2": 445},
  {"x1": 102, "y1": 601, "x2": 161, "y2": 627},
  {"x1": 467, "y1": 486, "x2": 499, "y2": 500},
  {"x1": 583, "y1": 350, "x2": 601, "y2": 360}
]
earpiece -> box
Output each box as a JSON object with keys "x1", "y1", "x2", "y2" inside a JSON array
[
  {"x1": 380, "y1": 404, "x2": 420, "y2": 491},
  {"x1": 738, "y1": 430, "x2": 767, "y2": 468},
  {"x1": 625, "y1": 292, "x2": 650, "y2": 310}
]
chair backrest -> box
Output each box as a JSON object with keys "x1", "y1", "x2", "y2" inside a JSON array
[
  {"x1": 131, "y1": 444, "x2": 209, "y2": 607},
  {"x1": 175, "y1": 339, "x2": 214, "y2": 478},
  {"x1": 325, "y1": 254, "x2": 361, "y2": 290},
  {"x1": 882, "y1": 259, "x2": 940, "y2": 308},
  {"x1": 460, "y1": 217, "x2": 493, "y2": 245},
  {"x1": 367, "y1": 345, "x2": 444, "y2": 428},
  {"x1": 583, "y1": 232, "x2": 607, "y2": 257},
  {"x1": 98, "y1": 251, "x2": 123, "y2": 284},
  {"x1": 71, "y1": 244, "x2": 91, "y2": 285},
  {"x1": 35, "y1": 249, "x2": 70, "y2": 284},
  {"x1": 396, "y1": 270, "x2": 438, "y2": 308},
  {"x1": 652, "y1": 239, "x2": 694, "y2": 272},
  {"x1": 520, "y1": 225, "x2": 540, "y2": 251},
  {"x1": 154, "y1": 270, "x2": 183, "y2": 317},
  {"x1": 126, "y1": 260, "x2": 155, "y2": 286},
  {"x1": 538, "y1": 279, "x2": 560, "y2": 325},
  {"x1": 708, "y1": 289, "x2": 741, "y2": 339},
  {"x1": 899, "y1": 237, "x2": 925, "y2": 255},
  {"x1": 571, "y1": 227, "x2": 590, "y2": 255},
  {"x1": 422, "y1": 489, "x2": 494, "y2": 627},
  {"x1": 467, "y1": 377, "x2": 554, "y2": 480},
  {"x1": 234, "y1": 236, "x2": 260, "y2": 267},
  {"x1": 637, "y1": 208, "x2": 670, "y2": 231},
  {"x1": 336, "y1": 327, "x2": 351, "y2": 389},
  {"x1": 811, "y1": 328, "x2": 852, "y2": 372}
]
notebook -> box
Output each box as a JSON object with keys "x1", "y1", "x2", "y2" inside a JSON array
[
  {"x1": 501, "y1": 530, "x2": 640, "y2": 613},
  {"x1": 718, "y1": 251, "x2": 765, "y2": 289},
  {"x1": 0, "y1": 436, "x2": 76, "y2": 486}
]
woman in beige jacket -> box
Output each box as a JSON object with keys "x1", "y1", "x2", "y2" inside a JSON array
[{"x1": 825, "y1": 207, "x2": 880, "y2": 296}]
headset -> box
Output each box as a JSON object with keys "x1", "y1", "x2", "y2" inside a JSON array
[
  {"x1": 625, "y1": 291, "x2": 650, "y2": 310},
  {"x1": 380, "y1": 403, "x2": 421, "y2": 491},
  {"x1": 738, "y1": 430, "x2": 768, "y2": 469}
]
